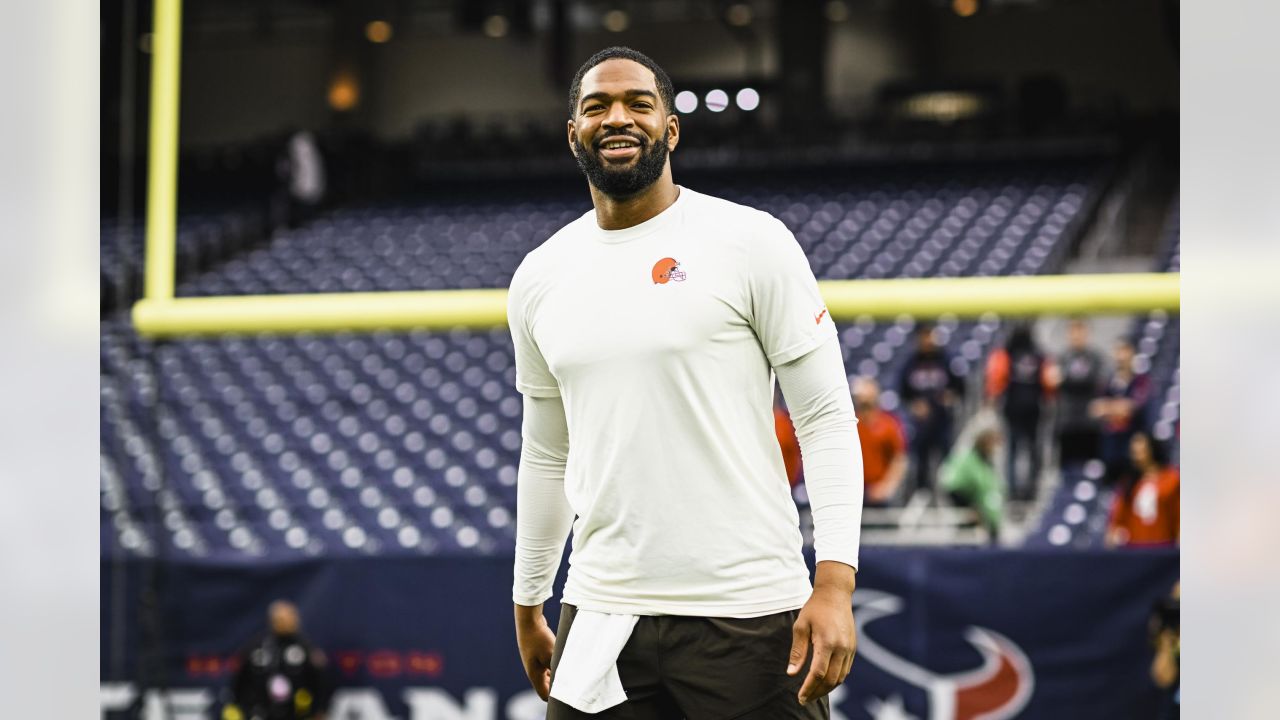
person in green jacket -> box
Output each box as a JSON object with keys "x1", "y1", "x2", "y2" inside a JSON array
[{"x1": 941, "y1": 426, "x2": 1005, "y2": 543}]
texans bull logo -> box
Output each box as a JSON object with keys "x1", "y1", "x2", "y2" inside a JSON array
[{"x1": 852, "y1": 590, "x2": 1034, "y2": 720}]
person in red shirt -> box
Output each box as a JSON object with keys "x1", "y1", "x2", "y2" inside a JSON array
[
  {"x1": 1107, "y1": 431, "x2": 1179, "y2": 547},
  {"x1": 852, "y1": 376, "x2": 909, "y2": 506}
]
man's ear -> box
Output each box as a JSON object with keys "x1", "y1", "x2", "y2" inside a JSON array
[
  {"x1": 567, "y1": 120, "x2": 578, "y2": 157},
  {"x1": 666, "y1": 114, "x2": 680, "y2": 152}
]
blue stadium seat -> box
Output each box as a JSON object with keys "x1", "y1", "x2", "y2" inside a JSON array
[{"x1": 102, "y1": 163, "x2": 1106, "y2": 558}]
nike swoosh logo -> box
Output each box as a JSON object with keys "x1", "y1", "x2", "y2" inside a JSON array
[{"x1": 815, "y1": 308, "x2": 828, "y2": 324}]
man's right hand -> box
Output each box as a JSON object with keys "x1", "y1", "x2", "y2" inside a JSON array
[{"x1": 514, "y1": 603, "x2": 556, "y2": 700}]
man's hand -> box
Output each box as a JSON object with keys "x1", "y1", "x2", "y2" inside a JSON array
[
  {"x1": 788, "y1": 561, "x2": 858, "y2": 705},
  {"x1": 514, "y1": 603, "x2": 556, "y2": 700}
]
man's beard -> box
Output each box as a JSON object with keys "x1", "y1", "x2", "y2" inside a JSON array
[{"x1": 573, "y1": 128, "x2": 670, "y2": 200}]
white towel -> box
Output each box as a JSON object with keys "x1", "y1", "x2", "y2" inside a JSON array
[{"x1": 548, "y1": 610, "x2": 640, "y2": 713}]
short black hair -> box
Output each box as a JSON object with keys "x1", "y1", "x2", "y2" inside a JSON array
[
  {"x1": 1133, "y1": 430, "x2": 1171, "y2": 468},
  {"x1": 568, "y1": 46, "x2": 675, "y2": 119},
  {"x1": 1007, "y1": 322, "x2": 1035, "y2": 352}
]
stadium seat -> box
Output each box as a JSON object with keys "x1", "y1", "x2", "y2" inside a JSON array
[{"x1": 102, "y1": 163, "x2": 1109, "y2": 558}]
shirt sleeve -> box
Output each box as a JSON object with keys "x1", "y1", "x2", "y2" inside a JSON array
[
  {"x1": 748, "y1": 216, "x2": 837, "y2": 366},
  {"x1": 774, "y1": 335, "x2": 863, "y2": 570},
  {"x1": 512, "y1": 394, "x2": 575, "y2": 606},
  {"x1": 508, "y1": 263, "x2": 561, "y2": 398}
]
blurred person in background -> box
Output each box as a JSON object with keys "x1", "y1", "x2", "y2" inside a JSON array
[
  {"x1": 1106, "y1": 431, "x2": 1179, "y2": 548},
  {"x1": 1091, "y1": 339, "x2": 1152, "y2": 485},
  {"x1": 985, "y1": 322, "x2": 1053, "y2": 502},
  {"x1": 899, "y1": 324, "x2": 964, "y2": 499},
  {"x1": 1150, "y1": 582, "x2": 1180, "y2": 719},
  {"x1": 940, "y1": 425, "x2": 1005, "y2": 544},
  {"x1": 774, "y1": 389, "x2": 803, "y2": 488},
  {"x1": 509, "y1": 47, "x2": 862, "y2": 719},
  {"x1": 273, "y1": 129, "x2": 327, "y2": 230},
  {"x1": 225, "y1": 600, "x2": 331, "y2": 720},
  {"x1": 852, "y1": 376, "x2": 908, "y2": 506},
  {"x1": 1048, "y1": 317, "x2": 1105, "y2": 467}
]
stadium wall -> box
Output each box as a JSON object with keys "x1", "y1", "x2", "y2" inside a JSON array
[
  {"x1": 170, "y1": 0, "x2": 1173, "y2": 147},
  {"x1": 927, "y1": 0, "x2": 1178, "y2": 113},
  {"x1": 102, "y1": 548, "x2": 1178, "y2": 720}
]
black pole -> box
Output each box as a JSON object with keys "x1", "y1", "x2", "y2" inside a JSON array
[
  {"x1": 110, "y1": 0, "x2": 139, "y2": 700},
  {"x1": 546, "y1": 0, "x2": 570, "y2": 95},
  {"x1": 131, "y1": 332, "x2": 175, "y2": 720},
  {"x1": 775, "y1": 0, "x2": 829, "y2": 133}
]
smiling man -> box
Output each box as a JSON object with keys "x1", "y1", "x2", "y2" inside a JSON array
[{"x1": 508, "y1": 46, "x2": 864, "y2": 719}]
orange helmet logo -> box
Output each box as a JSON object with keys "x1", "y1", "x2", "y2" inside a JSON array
[{"x1": 651, "y1": 257, "x2": 686, "y2": 284}]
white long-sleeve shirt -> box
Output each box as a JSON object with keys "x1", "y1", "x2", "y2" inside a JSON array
[{"x1": 509, "y1": 187, "x2": 863, "y2": 617}]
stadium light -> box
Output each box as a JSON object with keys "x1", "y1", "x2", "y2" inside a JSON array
[
  {"x1": 675, "y1": 90, "x2": 698, "y2": 113},
  {"x1": 327, "y1": 72, "x2": 359, "y2": 111},
  {"x1": 602, "y1": 9, "x2": 629, "y2": 32},
  {"x1": 483, "y1": 14, "x2": 509, "y2": 38},
  {"x1": 953, "y1": 0, "x2": 980, "y2": 17},
  {"x1": 735, "y1": 88, "x2": 760, "y2": 111},
  {"x1": 725, "y1": 3, "x2": 753, "y2": 27},
  {"x1": 704, "y1": 89, "x2": 729, "y2": 112},
  {"x1": 365, "y1": 20, "x2": 393, "y2": 44},
  {"x1": 901, "y1": 91, "x2": 983, "y2": 123}
]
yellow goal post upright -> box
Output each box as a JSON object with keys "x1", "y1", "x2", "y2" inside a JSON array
[{"x1": 132, "y1": 0, "x2": 1179, "y2": 338}]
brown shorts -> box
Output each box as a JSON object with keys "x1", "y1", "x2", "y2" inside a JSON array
[{"x1": 546, "y1": 603, "x2": 829, "y2": 720}]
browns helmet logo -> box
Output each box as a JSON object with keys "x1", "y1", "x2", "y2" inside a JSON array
[{"x1": 651, "y1": 257, "x2": 686, "y2": 284}]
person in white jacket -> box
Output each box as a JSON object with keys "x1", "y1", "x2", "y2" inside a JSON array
[{"x1": 509, "y1": 46, "x2": 865, "y2": 719}]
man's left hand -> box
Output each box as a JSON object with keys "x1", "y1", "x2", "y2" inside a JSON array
[{"x1": 787, "y1": 561, "x2": 858, "y2": 705}]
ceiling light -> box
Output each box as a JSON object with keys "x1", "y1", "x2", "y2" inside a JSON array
[
  {"x1": 704, "y1": 89, "x2": 729, "y2": 113},
  {"x1": 602, "y1": 9, "x2": 629, "y2": 33},
  {"x1": 483, "y1": 14, "x2": 509, "y2": 38},
  {"x1": 725, "y1": 3, "x2": 753, "y2": 27},
  {"x1": 365, "y1": 20, "x2": 393, "y2": 44},
  {"x1": 327, "y1": 73, "x2": 359, "y2": 111}
]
